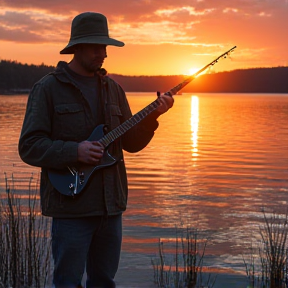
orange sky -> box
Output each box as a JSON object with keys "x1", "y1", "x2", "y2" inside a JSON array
[{"x1": 0, "y1": 0, "x2": 287, "y2": 76}]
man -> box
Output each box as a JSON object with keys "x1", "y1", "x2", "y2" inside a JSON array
[{"x1": 18, "y1": 12, "x2": 173, "y2": 288}]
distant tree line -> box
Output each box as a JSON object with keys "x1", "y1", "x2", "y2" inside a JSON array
[
  {"x1": 0, "y1": 59, "x2": 287, "y2": 94},
  {"x1": 0, "y1": 60, "x2": 54, "y2": 94},
  {"x1": 186, "y1": 67, "x2": 288, "y2": 93},
  {"x1": 111, "y1": 67, "x2": 288, "y2": 93}
]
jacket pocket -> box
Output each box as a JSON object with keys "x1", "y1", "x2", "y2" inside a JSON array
[
  {"x1": 53, "y1": 103, "x2": 86, "y2": 140},
  {"x1": 109, "y1": 104, "x2": 122, "y2": 128}
]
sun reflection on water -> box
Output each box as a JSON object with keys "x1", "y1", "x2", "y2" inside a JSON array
[{"x1": 190, "y1": 95, "x2": 199, "y2": 162}]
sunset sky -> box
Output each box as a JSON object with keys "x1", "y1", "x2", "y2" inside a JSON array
[{"x1": 0, "y1": 0, "x2": 287, "y2": 76}]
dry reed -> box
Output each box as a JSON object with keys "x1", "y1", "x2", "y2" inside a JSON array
[
  {"x1": 0, "y1": 173, "x2": 52, "y2": 288},
  {"x1": 243, "y1": 210, "x2": 288, "y2": 288},
  {"x1": 152, "y1": 226, "x2": 216, "y2": 288}
]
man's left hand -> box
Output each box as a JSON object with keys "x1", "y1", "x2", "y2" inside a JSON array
[{"x1": 156, "y1": 94, "x2": 174, "y2": 115}]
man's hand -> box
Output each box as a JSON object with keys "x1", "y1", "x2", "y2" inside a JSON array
[
  {"x1": 77, "y1": 141, "x2": 104, "y2": 165},
  {"x1": 156, "y1": 94, "x2": 174, "y2": 115}
]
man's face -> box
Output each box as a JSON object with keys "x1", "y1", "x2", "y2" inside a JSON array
[{"x1": 75, "y1": 43, "x2": 107, "y2": 74}]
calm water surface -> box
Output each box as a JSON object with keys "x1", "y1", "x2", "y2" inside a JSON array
[{"x1": 0, "y1": 93, "x2": 288, "y2": 287}]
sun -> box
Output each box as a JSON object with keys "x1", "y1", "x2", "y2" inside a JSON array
[
  {"x1": 186, "y1": 67, "x2": 208, "y2": 78},
  {"x1": 188, "y1": 67, "x2": 200, "y2": 76}
]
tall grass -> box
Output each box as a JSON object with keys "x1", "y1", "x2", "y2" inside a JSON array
[
  {"x1": 152, "y1": 226, "x2": 216, "y2": 288},
  {"x1": 243, "y1": 210, "x2": 288, "y2": 288},
  {"x1": 0, "y1": 173, "x2": 52, "y2": 288}
]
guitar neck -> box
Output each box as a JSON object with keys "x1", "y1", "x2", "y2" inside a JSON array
[
  {"x1": 98, "y1": 98, "x2": 161, "y2": 147},
  {"x1": 99, "y1": 45, "x2": 237, "y2": 148}
]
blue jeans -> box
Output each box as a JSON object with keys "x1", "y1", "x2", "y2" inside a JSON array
[{"x1": 52, "y1": 214, "x2": 122, "y2": 288}]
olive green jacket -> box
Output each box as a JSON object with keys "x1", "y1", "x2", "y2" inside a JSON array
[{"x1": 19, "y1": 61, "x2": 159, "y2": 217}]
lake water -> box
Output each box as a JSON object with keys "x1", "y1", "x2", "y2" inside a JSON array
[{"x1": 1, "y1": 93, "x2": 288, "y2": 287}]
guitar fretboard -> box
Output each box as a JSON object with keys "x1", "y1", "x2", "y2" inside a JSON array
[{"x1": 98, "y1": 98, "x2": 161, "y2": 147}]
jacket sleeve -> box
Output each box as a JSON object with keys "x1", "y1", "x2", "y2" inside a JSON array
[
  {"x1": 18, "y1": 81, "x2": 78, "y2": 169},
  {"x1": 115, "y1": 85, "x2": 159, "y2": 153}
]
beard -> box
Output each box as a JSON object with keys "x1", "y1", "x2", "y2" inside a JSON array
[{"x1": 81, "y1": 59, "x2": 102, "y2": 74}]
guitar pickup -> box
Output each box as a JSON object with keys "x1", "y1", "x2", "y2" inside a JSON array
[{"x1": 79, "y1": 171, "x2": 85, "y2": 185}]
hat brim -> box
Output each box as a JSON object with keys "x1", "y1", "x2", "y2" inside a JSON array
[{"x1": 60, "y1": 36, "x2": 124, "y2": 54}]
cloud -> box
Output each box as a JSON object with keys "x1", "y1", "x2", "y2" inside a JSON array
[
  {"x1": 258, "y1": 11, "x2": 272, "y2": 17},
  {"x1": 0, "y1": 9, "x2": 70, "y2": 43},
  {"x1": 112, "y1": 20, "x2": 201, "y2": 45},
  {"x1": 0, "y1": 0, "x2": 287, "y2": 50},
  {"x1": 223, "y1": 8, "x2": 239, "y2": 13},
  {"x1": 155, "y1": 6, "x2": 215, "y2": 17}
]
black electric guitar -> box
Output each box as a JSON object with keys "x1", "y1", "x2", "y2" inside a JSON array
[{"x1": 48, "y1": 46, "x2": 236, "y2": 196}]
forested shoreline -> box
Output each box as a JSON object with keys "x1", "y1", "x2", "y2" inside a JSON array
[{"x1": 0, "y1": 60, "x2": 287, "y2": 94}]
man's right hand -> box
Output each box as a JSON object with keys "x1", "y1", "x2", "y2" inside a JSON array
[{"x1": 77, "y1": 141, "x2": 104, "y2": 165}]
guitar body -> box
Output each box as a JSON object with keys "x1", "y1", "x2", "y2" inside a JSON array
[{"x1": 48, "y1": 125, "x2": 117, "y2": 196}]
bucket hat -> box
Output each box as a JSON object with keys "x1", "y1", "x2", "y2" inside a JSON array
[{"x1": 60, "y1": 12, "x2": 124, "y2": 54}]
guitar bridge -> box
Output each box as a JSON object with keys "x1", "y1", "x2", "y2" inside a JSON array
[{"x1": 69, "y1": 183, "x2": 75, "y2": 190}]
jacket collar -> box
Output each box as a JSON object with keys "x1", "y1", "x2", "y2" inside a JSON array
[{"x1": 52, "y1": 61, "x2": 76, "y2": 84}]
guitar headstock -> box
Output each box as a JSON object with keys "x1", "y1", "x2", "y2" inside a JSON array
[{"x1": 166, "y1": 46, "x2": 237, "y2": 96}]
